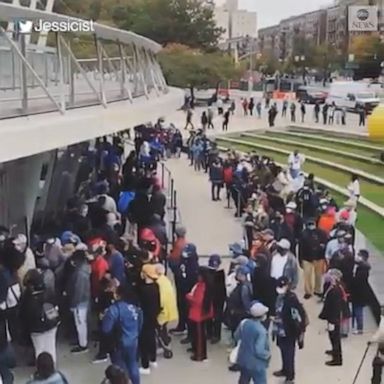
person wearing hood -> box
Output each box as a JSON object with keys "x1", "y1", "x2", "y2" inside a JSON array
[
  {"x1": 284, "y1": 202, "x2": 303, "y2": 254},
  {"x1": 170, "y1": 243, "x2": 199, "y2": 336},
  {"x1": 20, "y1": 270, "x2": 59, "y2": 363},
  {"x1": 270, "y1": 239, "x2": 298, "y2": 290},
  {"x1": 65, "y1": 250, "x2": 91, "y2": 354},
  {"x1": 269, "y1": 211, "x2": 295, "y2": 250},
  {"x1": 234, "y1": 301, "x2": 271, "y2": 384},
  {"x1": 139, "y1": 228, "x2": 161, "y2": 262},
  {"x1": 206, "y1": 255, "x2": 226, "y2": 344},
  {"x1": 26, "y1": 352, "x2": 68, "y2": 384},
  {"x1": 148, "y1": 214, "x2": 168, "y2": 262},
  {"x1": 43, "y1": 238, "x2": 65, "y2": 273},
  {"x1": 149, "y1": 184, "x2": 166, "y2": 220},
  {"x1": 350, "y1": 250, "x2": 371, "y2": 335},
  {"x1": 299, "y1": 220, "x2": 328, "y2": 299},
  {"x1": 319, "y1": 269, "x2": 344, "y2": 366},
  {"x1": 88, "y1": 238, "x2": 109, "y2": 301},
  {"x1": 13, "y1": 234, "x2": 36, "y2": 289},
  {"x1": 138, "y1": 264, "x2": 161, "y2": 375}
]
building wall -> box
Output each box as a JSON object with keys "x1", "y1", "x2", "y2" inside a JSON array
[
  {"x1": 232, "y1": 10, "x2": 257, "y2": 38},
  {"x1": 214, "y1": 7, "x2": 230, "y2": 42}
]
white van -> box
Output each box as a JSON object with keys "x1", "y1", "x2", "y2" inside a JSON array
[{"x1": 325, "y1": 81, "x2": 380, "y2": 113}]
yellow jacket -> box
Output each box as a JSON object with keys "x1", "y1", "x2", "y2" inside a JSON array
[{"x1": 157, "y1": 275, "x2": 179, "y2": 325}]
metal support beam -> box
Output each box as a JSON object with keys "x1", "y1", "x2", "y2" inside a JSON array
[
  {"x1": 143, "y1": 49, "x2": 160, "y2": 96},
  {"x1": 0, "y1": 27, "x2": 63, "y2": 114},
  {"x1": 59, "y1": 35, "x2": 106, "y2": 108},
  {"x1": 133, "y1": 44, "x2": 149, "y2": 99},
  {"x1": 19, "y1": 33, "x2": 28, "y2": 113},
  {"x1": 95, "y1": 36, "x2": 107, "y2": 106},
  {"x1": 56, "y1": 32, "x2": 66, "y2": 113},
  {"x1": 118, "y1": 42, "x2": 133, "y2": 103}
]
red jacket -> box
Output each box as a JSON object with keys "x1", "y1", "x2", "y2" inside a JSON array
[
  {"x1": 186, "y1": 282, "x2": 214, "y2": 322},
  {"x1": 91, "y1": 256, "x2": 109, "y2": 299}
]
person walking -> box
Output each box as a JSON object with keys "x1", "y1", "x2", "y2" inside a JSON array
[
  {"x1": 341, "y1": 107, "x2": 346, "y2": 125},
  {"x1": 314, "y1": 102, "x2": 320, "y2": 123},
  {"x1": 242, "y1": 98, "x2": 249, "y2": 116},
  {"x1": 322, "y1": 103, "x2": 328, "y2": 125},
  {"x1": 358, "y1": 103, "x2": 366, "y2": 126},
  {"x1": 328, "y1": 103, "x2": 335, "y2": 125},
  {"x1": 26, "y1": 352, "x2": 68, "y2": 384},
  {"x1": 230, "y1": 100, "x2": 236, "y2": 115},
  {"x1": 299, "y1": 220, "x2": 328, "y2": 299},
  {"x1": 290, "y1": 102, "x2": 296, "y2": 123},
  {"x1": 201, "y1": 111, "x2": 208, "y2": 131},
  {"x1": 300, "y1": 102, "x2": 306, "y2": 123},
  {"x1": 65, "y1": 250, "x2": 91, "y2": 354},
  {"x1": 20, "y1": 270, "x2": 60, "y2": 363},
  {"x1": 256, "y1": 101, "x2": 262, "y2": 119},
  {"x1": 319, "y1": 269, "x2": 344, "y2": 366},
  {"x1": 248, "y1": 98, "x2": 255, "y2": 116},
  {"x1": 273, "y1": 277, "x2": 308, "y2": 384},
  {"x1": 234, "y1": 302, "x2": 271, "y2": 384},
  {"x1": 282, "y1": 100, "x2": 288, "y2": 117},
  {"x1": 186, "y1": 267, "x2": 214, "y2": 362},
  {"x1": 102, "y1": 285, "x2": 142, "y2": 384},
  {"x1": 207, "y1": 107, "x2": 214, "y2": 129},
  {"x1": 185, "y1": 108, "x2": 194, "y2": 130},
  {"x1": 222, "y1": 109, "x2": 230, "y2": 131},
  {"x1": 347, "y1": 173, "x2": 360, "y2": 204}
]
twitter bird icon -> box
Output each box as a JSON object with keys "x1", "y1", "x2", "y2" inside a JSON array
[{"x1": 14, "y1": 19, "x2": 33, "y2": 34}]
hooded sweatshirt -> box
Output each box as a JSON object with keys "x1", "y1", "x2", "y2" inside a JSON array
[
  {"x1": 157, "y1": 275, "x2": 179, "y2": 325},
  {"x1": 26, "y1": 372, "x2": 68, "y2": 384}
]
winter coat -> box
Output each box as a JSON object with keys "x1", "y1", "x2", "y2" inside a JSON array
[
  {"x1": 157, "y1": 275, "x2": 179, "y2": 325},
  {"x1": 186, "y1": 282, "x2": 214, "y2": 322},
  {"x1": 26, "y1": 372, "x2": 68, "y2": 384},
  {"x1": 173, "y1": 256, "x2": 199, "y2": 295},
  {"x1": 66, "y1": 262, "x2": 91, "y2": 308},
  {"x1": 150, "y1": 190, "x2": 166, "y2": 217},
  {"x1": 350, "y1": 261, "x2": 371, "y2": 306},
  {"x1": 208, "y1": 269, "x2": 226, "y2": 316},
  {"x1": 139, "y1": 282, "x2": 161, "y2": 326},
  {"x1": 91, "y1": 256, "x2": 109, "y2": 299},
  {"x1": 319, "y1": 284, "x2": 343, "y2": 325},
  {"x1": 299, "y1": 228, "x2": 328, "y2": 263},
  {"x1": 234, "y1": 319, "x2": 271, "y2": 372},
  {"x1": 107, "y1": 251, "x2": 126, "y2": 285},
  {"x1": 252, "y1": 266, "x2": 276, "y2": 316},
  {"x1": 209, "y1": 163, "x2": 224, "y2": 184}
]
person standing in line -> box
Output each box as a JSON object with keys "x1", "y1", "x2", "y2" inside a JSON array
[
  {"x1": 341, "y1": 107, "x2": 346, "y2": 125},
  {"x1": 358, "y1": 104, "x2": 366, "y2": 126},
  {"x1": 272, "y1": 277, "x2": 308, "y2": 384},
  {"x1": 322, "y1": 103, "x2": 328, "y2": 125},
  {"x1": 299, "y1": 220, "x2": 328, "y2": 300},
  {"x1": 347, "y1": 174, "x2": 360, "y2": 204},
  {"x1": 138, "y1": 264, "x2": 161, "y2": 375},
  {"x1": 256, "y1": 101, "x2": 262, "y2": 119},
  {"x1": 234, "y1": 302, "x2": 271, "y2": 384},
  {"x1": 328, "y1": 103, "x2": 335, "y2": 124},
  {"x1": 242, "y1": 98, "x2": 249, "y2": 116},
  {"x1": 282, "y1": 100, "x2": 288, "y2": 117},
  {"x1": 230, "y1": 99, "x2": 236, "y2": 115},
  {"x1": 201, "y1": 111, "x2": 208, "y2": 131},
  {"x1": 223, "y1": 109, "x2": 230, "y2": 131},
  {"x1": 209, "y1": 158, "x2": 224, "y2": 201},
  {"x1": 185, "y1": 108, "x2": 194, "y2": 130},
  {"x1": 207, "y1": 107, "x2": 214, "y2": 129},
  {"x1": 248, "y1": 97, "x2": 255, "y2": 116},
  {"x1": 186, "y1": 267, "x2": 214, "y2": 362},
  {"x1": 26, "y1": 352, "x2": 68, "y2": 384},
  {"x1": 102, "y1": 285, "x2": 142, "y2": 384},
  {"x1": 65, "y1": 250, "x2": 91, "y2": 354},
  {"x1": 314, "y1": 102, "x2": 320, "y2": 123},
  {"x1": 300, "y1": 102, "x2": 306, "y2": 123},
  {"x1": 290, "y1": 102, "x2": 296, "y2": 122},
  {"x1": 350, "y1": 250, "x2": 371, "y2": 335},
  {"x1": 319, "y1": 269, "x2": 344, "y2": 367},
  {"x1": 217, "y1": 98, "x2": 224, "y2": 115}
]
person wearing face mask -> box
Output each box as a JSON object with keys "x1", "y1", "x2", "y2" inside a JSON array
[
  {"x1": 299, "y1": 220, "x2": 328, "y2": 299},
  {"x1": 270, "y1": 212, "x2": 294, "y2": 247},
  {"x1": 350, "y1": 250, "x2": 371, "y2": 335},
  {"x1": 234, "y1": 301, "x2": 271, "y2": 384},
  {"x1": 319, "y1": 269, "x2": 344, "y2": 366},
  {"x1": 325, "y1": 230, "x2": 347, "y2": 263},
  {"x1": 272, "y1": 277, "x2": 308, "y2": 384},
  {"x1": 270, "y1": 239, "x2": 298, "y2": 290}
]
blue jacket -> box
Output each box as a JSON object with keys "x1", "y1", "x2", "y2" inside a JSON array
[
  {"x1": 234, "y1": 319, "x2": 271, "y2": 372},
  {"x1": 102, "y1": 301, "x2": 143, "y2": 348},
  {"x1": 108, "y1": 251, "x2": 126, "y2": 285}
]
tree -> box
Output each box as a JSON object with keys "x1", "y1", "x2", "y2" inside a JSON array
[
  {"x1": 350, "y1": 34, "x2": 384, "y2": 63},
  {"x1": 158, "y1": 44, "x2": 242, "y2": 96}
]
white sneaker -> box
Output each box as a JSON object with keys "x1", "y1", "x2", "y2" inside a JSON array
[
  {"x1": 150, "y1": 361, "x2": 158, "y2": 368},
  {"x1": 139, "y1": 368, "x2": 151, "y2": 375}
]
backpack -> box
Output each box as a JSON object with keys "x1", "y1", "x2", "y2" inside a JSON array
[
  {"x1": 40, "y1": 302, "x2": 60, "y2": 330},
  {"x1": 117, "y1": 191, "x2": 135, "y2": 214},
  {"x1": 223, "y1": 167, "x2": 233, "y2": 184},
  {"x1": 288, "y1": 293, "x2": 309, "y2": 337}
]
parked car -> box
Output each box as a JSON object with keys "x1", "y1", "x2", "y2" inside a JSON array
[{"x1": 296, "y1": 86, "x2": 327, "y2": 104}]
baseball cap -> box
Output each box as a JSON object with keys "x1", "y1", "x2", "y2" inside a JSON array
[
  {"x1": 182, "y1": 243, "x2": 197, "y2": 258},
  {"x1": 277, "y1": 239, "x2": 291, "y2": 250},
  {"x1": 276, "y1": 276, "x2": 289, "y2": 288},
  {"x1": 229, "y1": 242, "x2": 243, "y2": 256},
  {"x1": 235, "y1": 265, "x2": 249, "y2": 277},
  {"x1": 208, "y1": 254, "x2": 222, "y2": 269},
  {"x1": 233, "y1": 255, "x2": 249, "y2": 266},
  {"x1": 249, "y1": 301, "x2": 269, "y2": 318}
]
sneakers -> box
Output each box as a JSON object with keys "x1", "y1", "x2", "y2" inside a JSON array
[
  {"x1": 325, "y1": 360, "x2": 342, "y2": 366},
  {"x1": 71, "y1": 345, "x2": 89, "y2": 354},
  {"x1": 273, "y1": 370, "x2": 286, "y2": 377},
  {"x1": 352, "y1": 329, "x2": 363, "y2": 335},
  {"x1": 303, "y1": 294, "x2": 312, "y2": 300},
  {"x1": 139, "y1": 368, "x2": 151, "y2": 375},
  {"x1": 169, "y1": 327, "x2": 187, "y2": 336},
  {"x1": 150, "y1": 361, "x2": 158, "y2": 369},
  {"x1": 92, "y1": 353, "x2": 108, "y2": 364}
]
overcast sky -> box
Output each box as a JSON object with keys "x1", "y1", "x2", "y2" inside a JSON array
[{"x1": 216, "y1": 0, "x2": 335, "y2": 28}]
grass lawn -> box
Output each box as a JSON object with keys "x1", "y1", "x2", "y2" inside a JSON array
[
  {"x1": 265, "y1": 132, "x2": 382, "y2": 158},
  {"x1": 216, "y1": 139, "x2": 384, "y2": 253}
]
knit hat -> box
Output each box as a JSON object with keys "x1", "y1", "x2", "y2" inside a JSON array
[
  {"x1": 233, "y1": 255, "x2": 249, "y2": 266},
  {"x1": 249, "y1": 301, "x2": 269, "y2": 318},
  {"x1": 277, "y1": 238, "x2": 291, "y2": 250},
  {"x1": 358, "y1": 249, "x2": 369, "y2": 260},
  {"x1": 235, "y1": 265, "x2": 249, "y2": 278},
  {"x1": 229, "y1": 242, "x2": 243, "y2": 256},
  {"x1": 208, "y1": 254, "x2": 222, "y2": 269},
  {"x1": 182, "y1": 243, "x2": 197, "y2": 258}
]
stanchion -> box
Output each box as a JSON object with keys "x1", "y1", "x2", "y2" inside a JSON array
[
  {"x1": 172, "y1": 190, "x2": 177, "y2": 242},
  {"x1": 170, "y1": 179, "x2": 174, "y2": 209},
  {"x1": 161, "y1": 162, "x2": 165, "y2": 189},
  {"x1": 237, "y1": 189, "x2": 241, "y2": 217},
  {"x1": 226, "y1": 185, "x2": 231, "y2": 209}
]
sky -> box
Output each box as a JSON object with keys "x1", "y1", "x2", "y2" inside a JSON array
[{"x1": 216, "y1": 0, "x2": 335, "y2": 28}]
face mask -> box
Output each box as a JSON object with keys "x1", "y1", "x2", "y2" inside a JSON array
[
  {"x1": 355, "y1": 256, "x2": 363, "y2": 263},
  {"x1": 307, "y1": 224, "x2": 316, "y2": 231},
  {"x1": 276, "y1": 287, "x2": 287, "y2": 295}
]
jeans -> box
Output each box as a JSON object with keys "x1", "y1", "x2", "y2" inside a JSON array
[
  {"x1": 31, "y1": 327, "x2": 58, "y2": 363},
  {"x1": 71, "y1": 302, "x2": 89, "y2": 347},
  {"x1": 111, "y1": 343, "x2": 140, "y2": 384},
  {"x1": 328, "y1": 324, "x2": 342, "y2": 363},
  {"x1": 238, "y1": 367, "x2": 267, "y2": 384},
  {"x1": 352, "y1": 305, "x2": 364, "y2": 331},
  {"x1": 0, "y1": 343, "x2": 15, "y2": 384},
  {"x1": 277, "y1": 336, "x2": 296, "y2": 380},
  {"x1": 211, "y1": 183, "x2": 221, "y2": 200}
]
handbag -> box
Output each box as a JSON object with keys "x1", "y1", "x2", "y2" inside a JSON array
[{"x1": 229, "y1": 319, "x2": 247, "y2": 365}]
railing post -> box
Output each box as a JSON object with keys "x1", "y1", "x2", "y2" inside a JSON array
[
  {"x1": 19, "y1": 33, "x2": 28, "y2": 113},
  {"x1": 161, "y1": 163, "x2": 165, "y2": 190},
  {"x1": 170, "y1": 178, "x2": 174, "y2": 209},
  {"x1": 172, "y1": 190, "x2": 177, "y2": 242}
]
